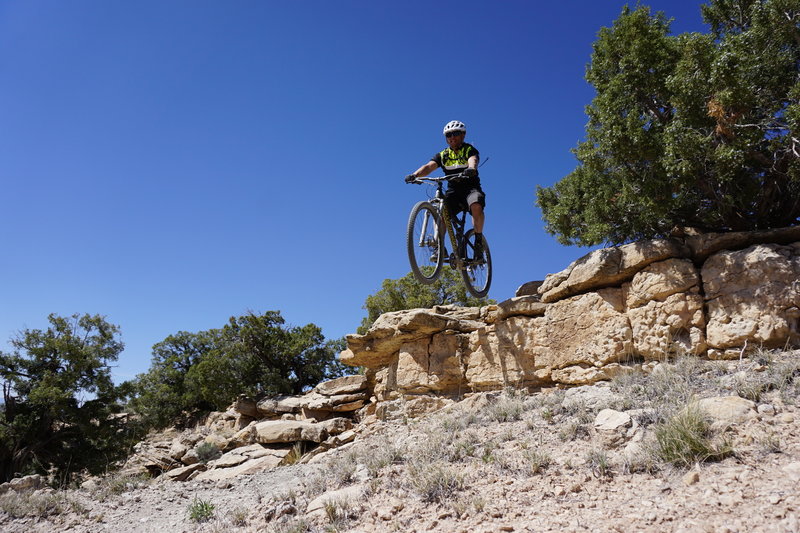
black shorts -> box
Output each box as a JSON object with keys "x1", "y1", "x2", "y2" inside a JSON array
[{"x1": 445, "y1": 185, "x2": 486, "y2": 215}]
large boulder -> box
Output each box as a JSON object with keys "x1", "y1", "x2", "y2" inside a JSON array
[
  {"x1": 341, "y1": 308, "x2": 483, "y2": 368},
  {"x1": 493, "y1": 295, "x2": 548, "y2": 321},
  {"x1": 702, "y1": 243, "x2": 800, "y2": 355},
  {"x1": 195, "y1": 451, "x2": 290, "y2": 482},
  {"x1": 0, "y1": 475, "x2": 44, "y2": 495},
  {"x1": 301, "y1": 392, "x2": 367, "y2": 412},
  {"x1": 254, "y1": 420, "x2": 328, "y2": 444},
  {"x1": 465, "y1": 317, "x2": 544, "y2": 389},
  {"x1": 515, "y1": 280, "x2": 544, "y2": 297},
  {"x1": 538, "y1": 239, "x2": 688, "y2": 303},
  {"x1": 624, "y1": 258, "x2": 706, "y2": 358},
  {"x1": 163, "y1": 463, "x2": 206, "y2": 482},
  {"x1": 536, "y1": 289, "x2": 633, "y2": 371},
  {"x1": 257, "y1": 396, "x2": 303, "y2": 417},
  {"x1": 315, "y1": 374, "x2": 368, "y2": 396},
  {"x1": 695, "y1": 396, "x2": 757, "y2": 427},
  {"x1": 627, "y1": 292, "x2": 707, "y2": 359},
  {"x1": 373, "y1": 332, "x2": 467, "y2": 398}
]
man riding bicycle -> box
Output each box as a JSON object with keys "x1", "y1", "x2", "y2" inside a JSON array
[{"x1": 405, "y1": 120, "x2": 486, "y2": 258}]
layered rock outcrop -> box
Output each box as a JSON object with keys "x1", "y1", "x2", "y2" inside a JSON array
[
  {"x1": 342, "y1": 228, "x2": 800, "y2": 396},
  {"x1": 122, "y1": 375, "x2": 367, "y2": 482}
]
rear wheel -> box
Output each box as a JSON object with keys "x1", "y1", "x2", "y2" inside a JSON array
[
  {"x1": 406, "y1": 201, "x2": 444, "y2": 284},
  {"x1": 459, "y1": 230, "x2": 492, "y2": 298}
]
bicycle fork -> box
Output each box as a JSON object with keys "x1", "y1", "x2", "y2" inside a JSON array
[{"x1": 418, "y1": 211, "x2": 433, "y2": 248}]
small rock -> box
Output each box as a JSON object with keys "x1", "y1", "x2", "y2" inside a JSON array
[
  {"x1": 80, "y1": 479, "x2": 100, "y2": 491},
  {"x1": 758, "y1": 404, "x2": 776, "y2": 416},
  {"x1": 354, "y1": 464, "x2": 370, "y2": 483},
  {"x1": 695, "y1": 396, "x2": 756, "y2": 427},
  {"x1": 306, "y1": 485, "x2": 363, "y2": 517},
  {"x1": 683, "y1": 471, "x2": 700, "y2": 486},
  {"x1": 594, "y1": 409, "x2": 632, "y2": 431},
  {"x1": 782, "y1": 462, "x2": 800, "y2": 482}
]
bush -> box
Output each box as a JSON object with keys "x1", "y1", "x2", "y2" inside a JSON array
[
  {"x1": 407, "y1": 460, "x2": 465, "y2": 503},
  {"x1": 652, "y1": 404, "x2": 732, "y2": 467},
  {"x1": 194, "y1": 442, "x2": 222, "y2": 464},
  {"x1": 187, "y1": 497, "x2": 215, "y2": 522}
]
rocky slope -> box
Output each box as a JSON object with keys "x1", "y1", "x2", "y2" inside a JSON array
[
  {"x1": 2, "y1": 351, "x2": 800, "y2": 532},
  {"x1": 3, "y1": 227, "x2": 800, "y2": 532}
]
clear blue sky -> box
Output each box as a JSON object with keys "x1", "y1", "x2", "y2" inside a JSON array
[{"x1": 1, "y1": 0, "x2": 709, "y2": 383}]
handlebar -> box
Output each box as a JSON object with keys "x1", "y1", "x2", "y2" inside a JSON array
[{"x1": 406, "y1": 172, "x2": 469, "y2": 185}]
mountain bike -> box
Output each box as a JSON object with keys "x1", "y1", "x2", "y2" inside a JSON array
[{"x1": 405, "y1": 173, "x2": 492, "y2": 298}]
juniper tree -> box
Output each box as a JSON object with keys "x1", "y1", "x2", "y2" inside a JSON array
[
  {"x1": 0, "y1": 314, "x2": 135, "y2": 482},
  {"x1": 537, "y1": 0, "x2": 800, "y2": 246}
]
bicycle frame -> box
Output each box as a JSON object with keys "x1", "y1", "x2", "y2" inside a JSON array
[{"x1": 421, "y1": 178, "x2": 470, "y2": 271}]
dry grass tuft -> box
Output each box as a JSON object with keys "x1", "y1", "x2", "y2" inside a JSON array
[
  {"x1": 0, "y1": 490, "x2": 74, "y2": 518},
  {"x1": 407, "y1": 460, "x2": 465, "y2": 503},
  {"x1": 650, "y1": 403, "x2": 733, "y2": 467}
]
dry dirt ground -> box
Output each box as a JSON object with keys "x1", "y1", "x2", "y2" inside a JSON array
[{"x1": 3, "y1": 352, "x2": 800, "y2": 533}]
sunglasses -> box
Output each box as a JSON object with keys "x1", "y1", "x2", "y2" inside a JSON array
[{"x1": 445, "y1": 131, "x2": 464, "y2": 138}]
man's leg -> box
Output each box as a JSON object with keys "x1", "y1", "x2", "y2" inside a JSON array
[
  {"x1": 469, "y1": 202, "x2": 485, "y2": 259},
  {"x1": 470, "y1": 202, "x2": 484, "y2": 234}
]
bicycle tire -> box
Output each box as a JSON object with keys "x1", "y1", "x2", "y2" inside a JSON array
[
  {"x1": 459, "y1": 229, "x2": 492, "y2": 298},
  {"x1": 406, "y1": 201, "x2": 444, "y2": 284}
]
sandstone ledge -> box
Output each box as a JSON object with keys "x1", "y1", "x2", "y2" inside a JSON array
[
  {"x1": 539, "y1": 226, "x2": 800, "y2": 303},
  {"x1": 341, "y1": 232, "x2": 800, "y2": 398}
]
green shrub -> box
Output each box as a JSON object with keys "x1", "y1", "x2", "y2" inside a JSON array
[
  {"x1": 194, "y1": 441, "x2": 222, "y2": 463},
  {"x1": 187, "y1": 497, "x2": 215, "y2": 522}
]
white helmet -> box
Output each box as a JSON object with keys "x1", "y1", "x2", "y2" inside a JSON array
[{"x1": 443, "y1": 120, "x2": 466, "y2": 135}]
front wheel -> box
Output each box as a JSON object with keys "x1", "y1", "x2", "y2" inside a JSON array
[
  {"x1": 406, "y1": 201, "x2": 444, "y2": 284},
  {"x1": 459, "y1": 230, "x2": 492, "y2": 298}
]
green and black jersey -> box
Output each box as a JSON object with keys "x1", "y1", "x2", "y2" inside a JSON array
[
  {"x1": 432, "y1": 142, "x2": 485, "y2": 213},
  {"x1": 431, "y1": 143, "x2": 480, "y2": 183}
]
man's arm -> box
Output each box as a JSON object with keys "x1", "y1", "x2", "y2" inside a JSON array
[{"x1": 411, "y1": 160, "x2": 439, "y2": 178}]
